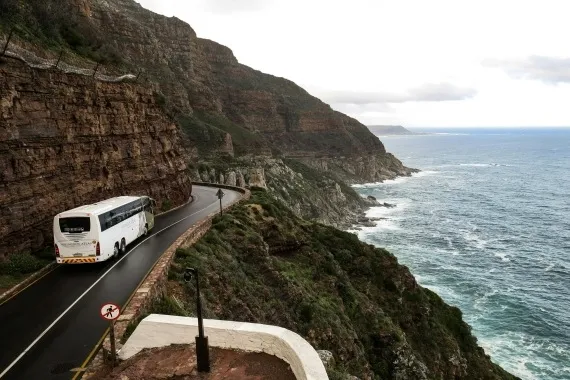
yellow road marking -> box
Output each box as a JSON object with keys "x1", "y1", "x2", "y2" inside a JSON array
[
  {"x1": 71, "y1": 327, "x2": 109, "y2": 380},
  {"x1": 72, "y1": 245, "x2": 169, "y2": 377}
]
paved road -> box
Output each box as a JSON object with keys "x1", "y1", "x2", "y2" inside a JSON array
[{"x1": 0, "y1": 186, "x2": 241, "y2": 379}]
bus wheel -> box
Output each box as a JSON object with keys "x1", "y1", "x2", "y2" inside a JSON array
[
  {"x1": 113, "y1": 243, "x2": 120, "y2": 259},
  {"x1": 120, "y1": 239, "x2": 126, "y2": 255}
]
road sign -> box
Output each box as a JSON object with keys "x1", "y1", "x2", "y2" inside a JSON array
[
  {"x1": 100, "y1": 303, "x2": 121, "y2": 321},
  {"x1": 216, "y1": 189, "x2": 225, "y2": 199}
]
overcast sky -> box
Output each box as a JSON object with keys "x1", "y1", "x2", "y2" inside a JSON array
[{"x1": 136, "y1": 0, "x2": 570, "y2": 127}]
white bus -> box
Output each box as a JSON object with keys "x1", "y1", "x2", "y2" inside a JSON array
[{"x1": 53, "y1": 196, "x2": 156, "y2": 264}]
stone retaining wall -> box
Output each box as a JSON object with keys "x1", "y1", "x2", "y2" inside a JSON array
[{"x1": 83, "y1": 184, "x2": 250, "y2": 377}]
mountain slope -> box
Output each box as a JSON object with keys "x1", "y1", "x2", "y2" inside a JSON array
[
  {"x1": 1, "y1": 0, "x2": 415, "y2": 182},
  {"x1": 164, "y1": 188, "x2": 519, "y2": 380}
]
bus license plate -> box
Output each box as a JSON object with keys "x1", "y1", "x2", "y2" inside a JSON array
[{"x1": 73, "y1": 253, "x2": 83, "y2": 257}]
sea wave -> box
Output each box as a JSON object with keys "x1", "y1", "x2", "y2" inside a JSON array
[
  {"x1": 353, "y1": 129, "x2": 570, "y2": 380},
  {"x1": 351, "y1": 171, "x2": 438, "y2": 188},
  {"x1": 479, "y1": 332, "x2": 570, "y2": 380},
  {"x1": 458, "y1": 163, "x2": 512, "y2": 167}
]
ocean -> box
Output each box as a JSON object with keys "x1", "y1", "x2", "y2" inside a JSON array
[{"x1": 352, "y1": 128, "x2": 570, "y2": 380}]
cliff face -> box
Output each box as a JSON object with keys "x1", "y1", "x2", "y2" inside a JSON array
[
  {"x1": 190, "y1": 156, "x2": 380, "y2": 229},
  {"x1": 0, "y1": 57, "x2": 192, "y2": 258},
  {"x1": 0, "y1": 0, "x2": 416, "y2": 259},
  {"x1": 56, "y1": 0, "x2": 416, "y2": 180}
]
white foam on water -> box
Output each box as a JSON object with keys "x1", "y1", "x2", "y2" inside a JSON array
[
  {"x1": 477, "y1": 328, "x2": 570, "y2": 379},
  {"x1": 494, "y1": 252, "x2": 511, "y2": 262},
  {"x1": 458, "y1": 163, "x2": 512, "y2": 168},
  {"x1": 473, "y1": 288, "x2": 499, "y2": 311},
  {"x1": 434, "y1": 247, "x2": 460, "y2": 256},
  {"x1": 381, "y1": 170, "x2": 438, "y2": 185},
  {"x1": 357, "y1": 219, "x2": 402, "y2": 235},
  {"x1": 422, "y1": 283, "x2": 460, "y2": 303},
  {"x1": 351, "y1": 182, "x2": 384, "y2": 189},
  {"x1": 479, "y1": 334, "x2": 538, "y2": 380},
  {"x1": 352, "y1": 170, "x2": 438, "y2": 188},
  {"x1": 365, "y1": 201, "x2": 408, "y2": 219},
  {"x1": 459, "y1": 163, "x2": 492, "y2": 167},
  {"x1": 460, "y1": 228, "x2": 488, "y2": 250}
]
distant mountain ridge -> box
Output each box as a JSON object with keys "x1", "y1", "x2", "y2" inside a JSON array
[{"x1": 367, "y1": 125, "x2": 425, "y2": 135}]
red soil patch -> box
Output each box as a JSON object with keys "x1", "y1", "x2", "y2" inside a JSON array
[{"x1": 91, "y1": 344, "x2": 296, "y2": 379}]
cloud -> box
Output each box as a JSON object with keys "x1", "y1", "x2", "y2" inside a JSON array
[
  {"x1": 319, "y1": 83, "x2": 477, "y2": 105},
  {"x1": 483, "y1": 56, "x2": 570, "y2": 84},
  {"x1": 197, "y1": 0, "x2": 273, "y2": 14}
]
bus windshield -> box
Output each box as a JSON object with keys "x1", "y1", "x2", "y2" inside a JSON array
[{"x1": 59, "y1": 217, "x2": 91, "y2": 233}]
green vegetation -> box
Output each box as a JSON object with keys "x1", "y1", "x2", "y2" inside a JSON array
[
  {"x1": 178, "y1": 111, "x2": 269, "y2": 157},
  {"x1": 0, "y1": 0, "x2": 125, "y2": 65},
  {"x1": 160, "y1": 199, "x2": 173, "y2": 212},
  {"x1": 158, "y1": 188, "x2": 517, "y2": 379},
  {"x1": 0, "y1": 249, "x2": 53, "y2": 291}
]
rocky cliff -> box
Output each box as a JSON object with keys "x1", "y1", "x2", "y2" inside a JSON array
[
  {"x1": 0, "y1": 0, "x2": 417, "y2": 254},
  {"x1": 190, "y1": 156, "x2": 382, "y2": 229},
  {"x1": 1, "y1": 0, "x2": 415, "y2": 182},
  {"x1": 0, "y1": 57, "x2": 192, "y2": 258}
]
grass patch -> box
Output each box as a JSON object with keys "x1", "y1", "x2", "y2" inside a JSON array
[
  {"x1": 0, "y1": 250, "x2": 53, "y2": 292},
  {"x1": 161, "y1": 199, "x2": 173, "y2": 212},
  {"x1": 1, "y1": 1, "x2": 127, "y2": 67},
  {"x1": 0, "y1": 251, "x2": 52, "y2": 277},
  {"x1": 186, "y1": 111, "x2": 268, "y2": 156}
]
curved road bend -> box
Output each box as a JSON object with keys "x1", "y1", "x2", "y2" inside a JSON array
[{"x1": 0, "y1": 186, "x2": 241, "y2": 379}]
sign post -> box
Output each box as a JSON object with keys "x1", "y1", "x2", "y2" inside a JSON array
[
  {"x1": 100, "y1": 303, "x2": 121, "y2": 366},
  {"x1": 216, "y1": 189, "x2": 225, "y2": 216}
]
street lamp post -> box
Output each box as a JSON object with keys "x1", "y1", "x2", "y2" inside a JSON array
[{"x1": 184, "y1": 268, "x2": 210, "y2": 372}]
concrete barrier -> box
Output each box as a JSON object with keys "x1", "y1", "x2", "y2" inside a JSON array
[{"x1": 120, "y1": 314, "x2": 329, "y2": 380}]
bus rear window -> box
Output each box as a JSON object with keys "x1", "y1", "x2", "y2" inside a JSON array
[{"x1": 59, "y1": 217, "x2": 91, "y2": 233}]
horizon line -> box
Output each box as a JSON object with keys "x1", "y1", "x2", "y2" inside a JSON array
[{"x1": 370, "y1": 125, "x2": 570, "y2": 129}]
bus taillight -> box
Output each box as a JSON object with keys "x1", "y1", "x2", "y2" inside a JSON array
[
  {"x1": 54, "y1": 244, "x2": 60, "y2": 257},
  {"x1": 96, "y1": 242, "x2": 100, "y2": 256}
]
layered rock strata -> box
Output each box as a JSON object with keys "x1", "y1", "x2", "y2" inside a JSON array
[{"x1": 0, "y1": 57, "x2": 192, "y2": 257}]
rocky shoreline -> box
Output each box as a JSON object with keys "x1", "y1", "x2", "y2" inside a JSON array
[
  {"x1": 350, "y1": 195, "x2": 397, "y2": 229},
  {"x1": 191, "y1": 156, "x2": 417, "y2": 232}
]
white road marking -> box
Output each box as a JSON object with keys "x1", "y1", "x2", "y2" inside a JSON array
[{"x1": 0, "y1": 189, "x2": 236, "y2": 378}]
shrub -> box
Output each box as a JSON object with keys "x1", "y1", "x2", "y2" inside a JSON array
[
  {"x1": 0, "y1": 253, "x2": 49, "y2": 276},
  {"x1": 161, "y1": 199, "x2": 173, "y2": 212}
]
